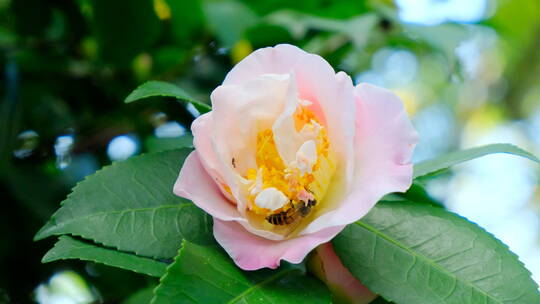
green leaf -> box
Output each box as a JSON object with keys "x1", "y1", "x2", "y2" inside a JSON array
[
  {"x1": 92, "y1": 0, "x2": 161, "y2": 65},
  {"x1": 165, "y1": 0, "x2": 204, "y2": 44},
  {"x1": 203, "y1": 0, "x2": 259, "y2": 48},
  {"x1": 333, "y1": 201, "x2": 540, "y2": 304},
  {"x1": 152, "y1": 241, "x2": 332, "y2": 304},
  {"x1": 35, "y1": 149, "x2": 214, "y2": 260},
  {"x1": 43, "y1": 236, "x2": 167, "y2": 277},
  {"x1": 144, "y1": 134, "x2": 194, "y2": 153},
  {"x1": 239, "y1": 0, "x2": 370, "y2": 19},
  {"x1": 266, "y1": 10, "x2": 378, "y2": 49},
  {"x1": 403, "y1": 23, "x2": 469, "y2": 70},
  {"x1": 123, "y1": 286, "x2": 156, "y2": 304},
  {"x1": 245, "y1": 24, "x2": 294, "y2": 48},
  {"x1": 414, "y1": 143, "x2": 540, "y2": 179},
  {"x1": 397, "y1": 182, "x2": 444, "y2": 208},
  {"x1": 125, "y1": 81, "x2": 211, "y2": 114}
]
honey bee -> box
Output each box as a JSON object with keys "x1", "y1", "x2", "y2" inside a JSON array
[{"x1": 266, "y1": 199, "x2": 317, "y2": 225}]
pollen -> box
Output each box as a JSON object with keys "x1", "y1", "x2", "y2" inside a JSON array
[{"x1": 245, "y1": 105, "x2": 335, "y2": 218}]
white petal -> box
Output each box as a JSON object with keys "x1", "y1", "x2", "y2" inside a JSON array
[
  {"x1": 255, "y1": 188, "x2": 289, "y2": 211},
  {"x1": 299, "y1": 99, "x2": 312, "y2": 106},
  {"x1": 249, "y1": 169, "x2": 264, "y2": 196},
  {"x1": 272, "y1": 76, "x2": 304, "y2": 165},
  {"x1": 210, "y1": 73, "x2": 293, "y2": 213},
  {"x1": 295, "y1": 140, "x2": 317, "y2": 174}
]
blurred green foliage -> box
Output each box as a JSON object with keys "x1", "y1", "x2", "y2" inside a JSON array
[{"x1": 1, "y1": 0, "x2": 540, "y2": 302}]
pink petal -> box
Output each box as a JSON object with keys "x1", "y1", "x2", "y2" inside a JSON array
[
  {"x1": 173, "y1": 151, "x2": 244, "y2": 222},
  {"x1": 210, "y1": 74, "x2": 293, "y2": 176},
  {"x1": 294, "y1": 64, "x2": 357, "y2": 186},
  {"x1": 353, "y1": 83, "x2": 418, "y2": 194},
  {"x1": 303, "y1": 83, "x2": 418, "y2": 234},
  {"x1": 310, "y1": 243, "x2": 377, "y2": 304},
  {"x1": 223, "y1": 44, "x2": 306, "y2": 85},
  {"x1": 189, "y1": 113, "x2": 235, "y2": 201},
  {"x1": 213, "y1": 218, "x2": 344, "y2": 270}
]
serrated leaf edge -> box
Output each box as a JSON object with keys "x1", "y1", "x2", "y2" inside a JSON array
[
  {"x1": 413, "y1": 143, "x2": 540, "y2": 179},
  {"x1": 37, "y1": 204, "x2": 197, "y2": 260},
  {"x1": 344, "y1": 204, "x2": 538, "y2": 304},
  {"x1": 43, "y1": 236, "x2": 167, "y2": 278},
  {"x1": 34, "y1": 148, "x2": 192, "y2": 242},
  {"x1": 124, "y1": 80, "x2": 211, "y2": 113}
]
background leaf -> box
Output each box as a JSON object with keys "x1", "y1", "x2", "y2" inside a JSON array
[
  {"x1": 165, "y1": 0, "x2": 205, "y2": 44},
  {"x1": 203, "y1": 0, "x2": 259, "y2": 48},
  {"x1": 333, "y1": 201, "x2": 540, "y2": 304},
  {"x1": 43, "y1": 236, "x2": 167, "y2": 277},
  {"x1": 125, "y1": 81, "x2": 212, "y2": 114},
  {"x1": 144, "y1": 134, "x2": 194, "y2": 153},
  {"x1": 35, "y1": 149, "x2": 214, "y2": 260},
  {"x1": 402, "y1": 23, "x2": 469, "y2": 70},
  {"x1": 267, "y1": 10, "x2": 378, "y2": 49},
  {"x1": 413, "y1": 143, "x2": 540, "y2": 179},
  {"x1": 123, "y1": 286, "x2": 156, "y2": 304},
  {"x1": 152, "y1": 240, "x2": 331, "y2": 304},
  {"x1": 92, "y1": 0, "x2": 161, "y2": 65}
]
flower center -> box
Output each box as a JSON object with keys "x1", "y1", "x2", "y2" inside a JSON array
[{"x1": 244, "y1": 104, "x2": 336, "y2": 227}]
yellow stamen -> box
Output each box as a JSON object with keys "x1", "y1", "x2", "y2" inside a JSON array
[{"x1": 245, "y1": 105, "x2": 335, "y2": 219}]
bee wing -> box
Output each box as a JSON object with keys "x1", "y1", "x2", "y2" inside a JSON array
[{"x1": 282, "y1": 208, "x2": 304, "y2": 238}]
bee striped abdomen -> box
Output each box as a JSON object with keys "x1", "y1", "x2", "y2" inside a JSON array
[
  {"x1": 266, "y1": 211, "x2": 294, "y2": 225},
  {"x1": 265, "y1": 198, "x2": 318, "y2": 226}
]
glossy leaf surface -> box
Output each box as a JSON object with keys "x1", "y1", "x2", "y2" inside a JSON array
[
  {"x1": 333, "y1": 201, "x2": 540, "y2": 304},
  {"x1": 152, "y1": 241, "x2": 332, "y2": 304}
]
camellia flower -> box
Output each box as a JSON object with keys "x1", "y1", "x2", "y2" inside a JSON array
[{"x1": 174, "y1": 44, "x2": 418, "y2": 270}]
